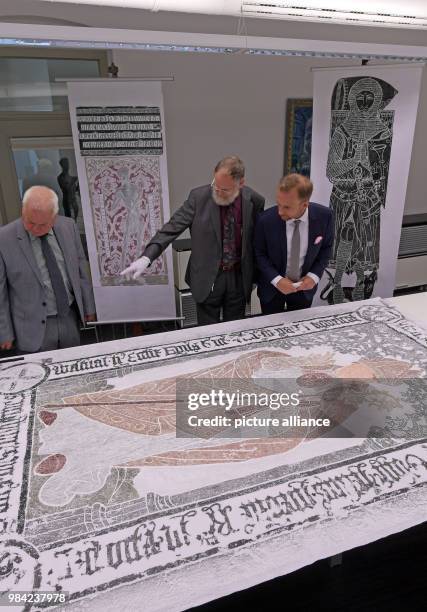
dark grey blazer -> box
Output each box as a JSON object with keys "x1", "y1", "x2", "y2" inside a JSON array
[
  {"x1": 144, "y1": 184, "x2": 265, "y2": 303},
  {"x1": 0, "y1": 216, "x2": 95, "y2": 352}
]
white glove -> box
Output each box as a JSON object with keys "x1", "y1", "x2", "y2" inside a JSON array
[{"x1": 121, "y1": 256, "x2": 151, "y2": 280}]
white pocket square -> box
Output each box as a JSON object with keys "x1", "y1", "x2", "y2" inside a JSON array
[{"x1": 314, "y1": 236, "x2": 323, "y2": 245}]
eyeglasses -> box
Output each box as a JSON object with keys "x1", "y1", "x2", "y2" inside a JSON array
[{"x1": 211, "y1": 179, "x2": 236, "y2": 195}]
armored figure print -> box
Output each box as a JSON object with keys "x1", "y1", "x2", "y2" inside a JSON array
[{"x1": 322, "y1": 76, "x2": 397, "y2": 304}]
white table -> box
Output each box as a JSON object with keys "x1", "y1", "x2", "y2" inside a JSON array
[
  {"x1": 0, "y1": 296, "x2": 426, "y2": 612},
  {"x1": 387, "y1": 291, "x2": 427, "y2": 326}
]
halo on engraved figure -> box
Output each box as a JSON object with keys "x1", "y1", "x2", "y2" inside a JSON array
[
  {"x1": 34, "y1": 453, "x2": 67, "y2": 475},
  {"x1": 336, "y1": 362, "x2": 375, "y2": 379},
  {"x1": 364, "y1": 358, "x2": 423, "y2": 380},
  {"x1": 258, "y1": 351, "x2": 336, "y2": 373}
]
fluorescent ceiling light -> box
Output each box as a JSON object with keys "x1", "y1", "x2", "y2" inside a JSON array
[
  {"x1": 242, "y1": 1, "x2": 427, "y2": 28},
  {"x1": 35, "y1": 1, "x2": 242, "y2": 14},
  {"x1": 1, "y1": 22, "x2": 427, "y2": 62},
  {"x1": 35, "y1": 0, "x2": 427, "y2": 28}
]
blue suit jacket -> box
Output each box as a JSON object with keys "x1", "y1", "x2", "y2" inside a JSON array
[{"x1": 254, "y1": 202, "x2": 334, "y2": 304}]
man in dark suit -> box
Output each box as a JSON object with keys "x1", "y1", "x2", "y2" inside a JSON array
[
  {"x1": 254, "y1": 174, "x2": 333, "y2": 315},
  {"x1": 0, "y1": 186, "x2": 95, "y2": 354},
  {"x1": 122, "y1": 156, "x2": 265, "y2": 325}
]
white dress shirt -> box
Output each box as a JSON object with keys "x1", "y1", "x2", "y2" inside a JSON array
[{"x1": 271, "y1": 207, "x2": 320, "y2": 288}]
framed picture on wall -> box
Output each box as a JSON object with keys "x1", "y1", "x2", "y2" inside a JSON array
[{"x1": 284, "y1": 98, "x2": 313, "y2": 177}]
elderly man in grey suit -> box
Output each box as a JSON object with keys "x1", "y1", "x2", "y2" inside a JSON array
[
  {"x1": 122, "y1": 156, "x2": 265, "y2": 325},
  {"x1": 0, "y1": 186, "x2": 96, "y2": 354}
]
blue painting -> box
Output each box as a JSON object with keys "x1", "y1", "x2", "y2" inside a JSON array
[{"x1": 284, "y1": 99, "x2": 313, "y2": 177}]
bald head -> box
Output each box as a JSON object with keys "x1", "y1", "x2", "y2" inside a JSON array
[{"x1": 22, "y1": 186, "x2": 59, "y2": 237}]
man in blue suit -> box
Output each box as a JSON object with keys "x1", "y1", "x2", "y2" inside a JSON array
[{"x1": 254, "y1": 174, "x2": 333, "y2": 315}]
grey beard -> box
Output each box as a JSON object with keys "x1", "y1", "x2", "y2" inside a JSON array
[{"x1": 212, "y1": 188, "x2": 240, "y2": 206}]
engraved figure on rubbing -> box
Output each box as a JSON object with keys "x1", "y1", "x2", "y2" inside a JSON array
[{"x1": 323, "y1": 76, "x2": 397, "y2": 304}]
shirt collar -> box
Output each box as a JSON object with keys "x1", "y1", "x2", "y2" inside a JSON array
[
  {"x1": 288, "y1": 207, "x2": 309, "y2": 224},
  {"x1": 28, "y1": 228, "x2": 54, "y2": 242}
]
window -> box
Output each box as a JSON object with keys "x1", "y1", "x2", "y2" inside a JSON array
[{"x1": 0, "y1": 57, "x2": 101, "y2": 112}]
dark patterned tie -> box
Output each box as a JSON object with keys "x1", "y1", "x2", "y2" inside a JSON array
[
  {"x1": 222, "y1": 204, "x2": 238, "y2": 266},
  {"x1": 40, "y1": 234, "x2": 70, "y2": 316},
  {"x1": 288, "y1": 219, "x2": 301, "y2": 281}
]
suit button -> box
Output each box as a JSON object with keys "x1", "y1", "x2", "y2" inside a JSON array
[
  {"x1": 41, "y1": 320, "x2": 46, "y2": 324},
  {"x1": 42, "y1": 302, "x2": 47, "y2": 307}
]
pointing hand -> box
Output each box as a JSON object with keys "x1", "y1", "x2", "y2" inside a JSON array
[{"x1": 120, "y1": 256, "x2": 151, "y2": 280}]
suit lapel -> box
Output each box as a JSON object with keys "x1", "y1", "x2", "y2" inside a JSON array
[
  {"x1": 241, "y1": 187, "x2": 252, "y2": 258},
  {"x1": 53, "y1": 220, "x2": 75, "y2": 285},
  {"x1": 274, "y1": 208, "x2": 287, "y2": 274},
  {"x1": 16, "y1": 219, "x2": 44, "y2": 287},
  {"x1": 208, "y1": 194, "x2": 222, "y2": 248},
  {"x1": 304, "y1": 204, "x2": 317, "y2": 272}
]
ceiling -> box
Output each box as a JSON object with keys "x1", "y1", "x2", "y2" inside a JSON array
[{"x1": 1, "y1": 0, "x2": 427, "y2": 54}]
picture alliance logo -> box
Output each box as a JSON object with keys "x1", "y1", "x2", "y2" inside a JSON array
[{"x1": 186, "y1": 389, "x2": 302, "y2": 411}]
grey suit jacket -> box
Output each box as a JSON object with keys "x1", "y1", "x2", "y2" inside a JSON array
[
  {"x1": 144, "y1": 184, "x2": 265, "y2": 303},
  {"x1": 0, "y1": 216, "x2": 95, "y2": 352}
]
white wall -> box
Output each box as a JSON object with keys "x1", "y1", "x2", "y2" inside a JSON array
[
  {"x1": 404, "y1": 68, "x2": 427, "y2": 216},
  {"x1": 114, "y1": 49, "x2": 426, "y2": 215},
  {"x1": 3, "y1": 2, "x2": 426, "y2": 215}
]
